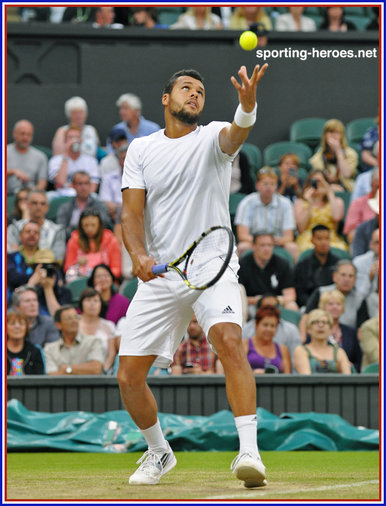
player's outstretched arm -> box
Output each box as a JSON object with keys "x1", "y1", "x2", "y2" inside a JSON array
[
  {"x1": 219, "y1": 64, "x2": 268, "y2": 155},
  {"x1": 121, "y1": 188, "x2": 157, "y2": 281}
]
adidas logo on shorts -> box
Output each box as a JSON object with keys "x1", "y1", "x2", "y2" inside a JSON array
[{"x1": 222, "y1": 305, "x2": 235, "y2": 314}]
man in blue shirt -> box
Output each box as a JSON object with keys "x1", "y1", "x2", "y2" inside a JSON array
[{"x1": 106, "y1": 93, "x2": 160, "y2": 152}]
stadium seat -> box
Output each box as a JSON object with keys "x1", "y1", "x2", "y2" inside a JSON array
[
  {"x1": 122, "y1": 277, "x2": 138, "y2": 300},
  {"x1": 241, "y1": 142, "x2": 262, "y2": 182},
  {"x1": 346, "y1": 118, "x2": 375, "y2": 144},
  {"x1": 343, "y1": 6, "x2": 366, "y2": 16},
  {"x1": 304, "y1": 6, "x2": 322, "y2": 15},
  {"x1": 34, "y1": 144, "x2": 52, "y2": 160},
  {"x1": 335, "y1": 191, "x2": 352, "y2": 221},
  {"x1": 298, "y1": 246, "x2": 351, "y2": 263},
  {"x1": 156, "y1": 6, "x2": 185, "y2": 26},
  {"x1": 46, "y1": 196, "x2": 72, "y2": 222},
  {"x1": 66, "y1": 277, "x2": 89, "y2": 304},
  {"x1": 229, "y1": 192, "x2": 247, "y2": 218},
  {"x1": 362, "y1": 363, "x2": 379, "y2": 374},
  {"x1": 289, "y1": 118, "x2": 327, "y2": 150},
  {"x1": 307, "y1": 14, "x2": 323, "y2": 28},
  {"x1": 280, "y1": 307, "x2": 301, "y2": 326},
  {"x1": 7, "y1": 194, "x2": 15, "y2": 215},
  {"x1": 344, "y1": 15, "x2": 371, "y2": 31},
  {"x1": 273, "y1": 246, "x2": 294, "y2": 268},
  {"x1": 263, "y1": 141, "x2": 313, "y2": 170}
]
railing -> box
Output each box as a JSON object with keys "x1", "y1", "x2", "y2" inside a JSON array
[{"x1": 7, "y1": 374, "x2": 379, "y2": 429}]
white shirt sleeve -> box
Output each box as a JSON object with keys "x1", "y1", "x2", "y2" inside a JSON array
[{"x1": 121, "y1": 139, "x2": 145, "y2": 190}]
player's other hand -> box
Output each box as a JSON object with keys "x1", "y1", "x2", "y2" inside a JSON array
[
  {"x1": 230, "y1": 64, "x2": 269, "y2": 112},
  {"x1": 133, "y1": 254, "x2": 158, "y2": 282}
]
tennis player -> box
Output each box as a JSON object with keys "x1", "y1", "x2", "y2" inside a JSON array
[{"x1": 119, "y1": 64, "x2": 268, "y2": 487}]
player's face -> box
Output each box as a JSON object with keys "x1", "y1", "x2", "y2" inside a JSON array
[{"x1": 165, "y1": 76, "x2": 205, "y2": 125}]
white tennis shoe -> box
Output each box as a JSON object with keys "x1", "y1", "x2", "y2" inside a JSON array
[
  {"x1": 129, "y1": 443, "x2": 177, "y2": 485},
  {"x1": 231, "y1": 451, "x2": 267, "y2": 488}
]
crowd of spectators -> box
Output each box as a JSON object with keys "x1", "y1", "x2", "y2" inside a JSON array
[
  {"x1": 6, "y1": 12, "x2": 379, "y2": 378},
  {"x1": 7, "y1": 6, "x2": 380, "y2": 33}
]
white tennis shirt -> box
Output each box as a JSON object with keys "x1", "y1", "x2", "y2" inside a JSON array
[{"x1": 122, "y1": 121, "x2": 239, "y2": 271}]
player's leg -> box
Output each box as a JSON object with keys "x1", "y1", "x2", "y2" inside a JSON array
[
  {"x1": 117, "y1": 355, "x2": 176, "y2": 485},
  {"x1": 194, "y1": 272, "x2": 266, "y2": 488},
  {"x1": 117, "y1": 277, "x2": 194, "y2": 485}
]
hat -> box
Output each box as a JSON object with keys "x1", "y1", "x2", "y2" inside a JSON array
[
  {"x1": 368, "y1": 189, "x2": 379, "y2": 215},
  {"x1": 109, "y1": 127, "x2": 127, "y2": 143},
  {"x1": 34, "y1": 249, "x2": 57, "y2": 264},
  {"x1": 250, "y1": 23, "x2": 269, "y2": 36}
]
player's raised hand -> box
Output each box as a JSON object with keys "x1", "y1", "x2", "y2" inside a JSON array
[{"x1": 230, "y1": 64, "x2": 268, "y2": 112}]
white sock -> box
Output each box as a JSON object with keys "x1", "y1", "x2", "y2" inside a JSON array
[
  {"x1": 235, "y1": 414, "x2": 260, "y2": 459},
  {"x1": 140, "y1": 419, "x2": 169, "y2": 454}
]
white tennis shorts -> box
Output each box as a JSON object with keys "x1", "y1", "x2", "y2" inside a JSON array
[{"x1": 118, "y1": 269, "x2": 242, "y2": 368}]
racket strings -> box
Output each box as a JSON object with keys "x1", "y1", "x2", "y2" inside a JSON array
[{"x1": 185, "y1": 228, "x2": 230, "y2": 287}]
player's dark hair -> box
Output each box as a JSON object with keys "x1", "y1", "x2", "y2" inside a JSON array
[
  {"x1": 163, "y1": 69, "x2": 204, "y2": 95},
  {"x1": 311, "y1": 224, "x2": 330, "y2": 236}
]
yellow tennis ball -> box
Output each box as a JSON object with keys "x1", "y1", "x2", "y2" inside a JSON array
[{"x1": 239, "y1": 31, "x2": 258, "y2": 51}]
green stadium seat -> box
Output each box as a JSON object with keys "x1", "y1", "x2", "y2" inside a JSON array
[
  {"x1": 229, "y1": 192, "x2": 247, "y2": 218},
  {"x1": 33, "y1": 144, "x2": 52, "y2": 160},
  {"x1": 66, "y1": 277, "x2": 89, "y2": 304},
  {"x1": 344, "y1": 15, "x2": 371, "y2": 31},
  {"x1": 307, "y1": 14, "x2": 323, "y2": 29},
  {"x1": 280, "y1": 307, "x2": 301, "y2": 326},
  {"x1": 156, "y1": 7, "x2": 185, "y2": 26},
  {"x1": 298, "y1": 246, "x2": 351, "y2": 263},
  {"x1": 263, "y1": 141, "x2": 313, "y2": 170},
  {"x1": 241, "y1": 142, "x2": 262, "y2": 183},
  {"x1": 122, "y1": 277, "x2": 138, "y2": 300},
  {"x1": 346, "y1": 118, "x2": 376, "y2": 144},
  {"x1": 7, "y1": 194, "x2": 16, "y2": 215},
  {"x1": 362, "y1": 363, "x2": 379, "y2": 374},
  {"x1": 289, "y1": 118, "x2": 327, "y2": 150},
  {"x1": 335, "y1": 191, "x2": 352, "y2": 221},
  {"x1": 46, "y1": 196, "x2": 72, "y2": 222},
  {"x1": 273, "y1": 246, "x2": 294, "y2": 268},
  {"x1": 304, "y1": 6, "x2": 322, "y2": 16},
  {"x1": 343, "y1": 6, "x2": 366, "y2": 16}
]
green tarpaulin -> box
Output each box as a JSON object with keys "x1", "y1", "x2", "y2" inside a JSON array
[{"x1": 7, "y1": 399, "x2": 378, "y2": 453}]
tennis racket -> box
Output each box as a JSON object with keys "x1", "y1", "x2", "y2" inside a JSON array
[{"x1": 152, "y1": 226, "x2": 234, "y2": 290}]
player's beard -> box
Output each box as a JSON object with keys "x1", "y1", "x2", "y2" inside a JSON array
[{"x1": 170, "y1": 104, "x2": 201, "y2": 125}]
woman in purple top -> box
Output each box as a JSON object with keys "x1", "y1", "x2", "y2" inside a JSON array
[
  {"x1": 243, "y1": 306, "x2": 291, "y2": 374},
  {"x1": 88, "y1": 264, "x2": 130, "y2": 324}
]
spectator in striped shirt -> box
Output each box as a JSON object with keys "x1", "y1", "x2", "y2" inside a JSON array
[{"x1": 234, "y1": 167, "x2": 298, "y2": 262}]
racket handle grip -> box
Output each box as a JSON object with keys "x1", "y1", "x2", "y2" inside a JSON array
[{"x1": 152, "y1": 264, "x2": 168, "y2": 275}]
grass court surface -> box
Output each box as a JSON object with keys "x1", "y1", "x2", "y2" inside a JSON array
[{"x1": 7, "y1": 451, "x2": 379, "y2": 501}]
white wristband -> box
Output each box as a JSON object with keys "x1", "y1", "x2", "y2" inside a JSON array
[{"x1": 234, "y1": 103, "x2": 257, "y2": 128}]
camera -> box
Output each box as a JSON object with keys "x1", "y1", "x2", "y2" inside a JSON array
[
  {"x1": 41, "y1": 264, "x2": 57, "y2": 277},
  {"x1": 310, "y1": 179, "x2": 318, "y2": 189},
  {"x1": 288, "y1": 168, "x2": 298, "y2": 178}
]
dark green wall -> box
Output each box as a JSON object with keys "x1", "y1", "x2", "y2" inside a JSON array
[{"x1": 7, "y1": 24, "x2": 379, "y2": 151}]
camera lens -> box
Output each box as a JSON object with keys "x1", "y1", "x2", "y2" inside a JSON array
[{"x1": 71, "y1": 142, "x2": 81, "y2": 153}]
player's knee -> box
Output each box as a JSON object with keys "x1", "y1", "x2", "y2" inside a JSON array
[
  {"x1": 117, "y1": 364, "x2": 145, "y2": 391},
  {"x1": 215, "y1": 332, "x2": 243, "y2": 361}
]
